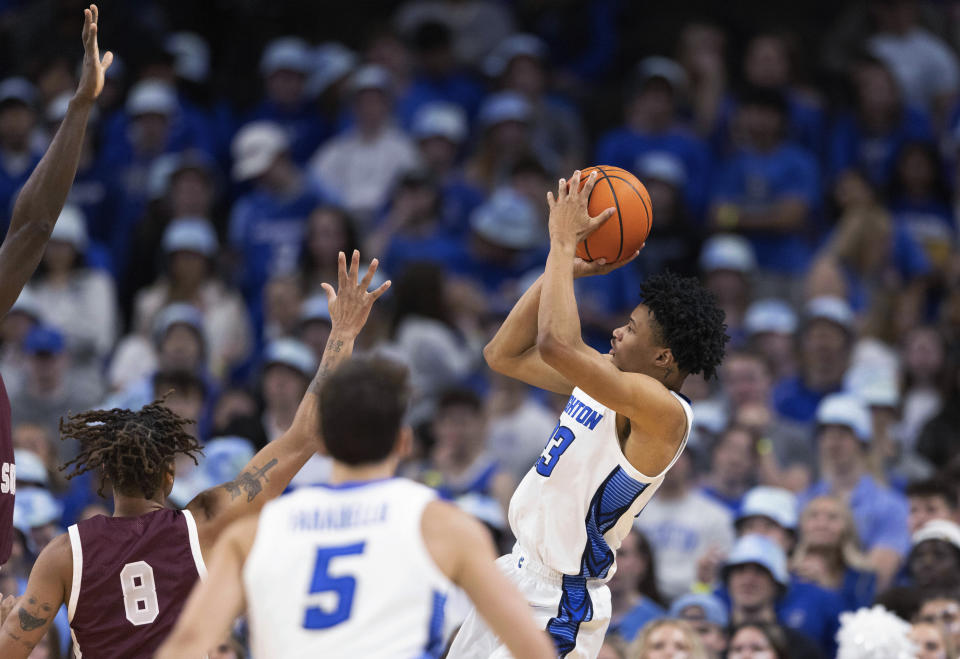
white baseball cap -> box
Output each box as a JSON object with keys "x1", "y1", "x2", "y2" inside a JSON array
[
  {"x1": 231, "y1": 121, "x2": 288, "y2": 181},
  {"x1": 816, "y1": 392, "x2": 872, "y2": 442},
  {"x1": 263, "y1": 338, "x2": 317, "y2": 380},
  {"x1": 483, "y1": 33, "x2": 548, "y2": 78},
  {"x1": 724, "y1": 533, "x2": 789, "y2": 587},
  {"x1": 309, "y1": 42, "x2": 357, "y2": 96},
  {"x1": 260, "y1": 37, "x2": 312, "y2": 76},
  {"x1": 745, "y1": 298, "x2": 798, "y2": 336},
  {"x1": 126, "y1": 80, "x2": 178, "y2": 117},
  {"x1": 348, "y1": 64, "x2": 392, "y2": 95},
  {"x1": 477, "y1": 91, "x2": 532, "y2": 127},
  {"x1": 166, "y1": 32, "x2": 211, "y2": 83},
  {"x1": 805, "y1": 295, "x2": 855, "y2": 333},
  {"x1": 912, "y1": 519, "x2": 960, "y2": 552},
  {"x1": 737, "y1": 486, "x2": 798, "y2": 531},
  {"x1": 412, "y1": 102, "x2": 468, "y2": 143},
  {"x1": 470, "y1": 187, "x2": 541, "y2": 250},
  {"x1": 636, "y1": 151, "x2": 687, "y2": 188},
  {"x1": 699, "y1": 234, "x2": 757, "y2": 273},
  {"x1": 14, "y1": 449, "x2": 48, "y2": 487},
  {"x1": 162, "y1": 218, "x2": 218, "y2": 257},
  {"x1": 50, "y1": 204, "x2": 89, "y2": 253}
]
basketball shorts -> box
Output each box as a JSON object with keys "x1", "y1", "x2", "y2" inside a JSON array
[{"x1": 446, "y1": 546, "x2": 611, "y2": 659}]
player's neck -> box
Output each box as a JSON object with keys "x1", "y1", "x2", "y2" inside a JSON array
[
  {"x1": 113, "y1": 491, "x2": 167, "y2": 517},
  {"x1": 329, "y1": 460, "x2": 397, "y2": 486}
]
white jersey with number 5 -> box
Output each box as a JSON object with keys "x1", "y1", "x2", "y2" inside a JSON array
[
  {"x1": 509, "y1": 386, "x2": 692, "y2": 581},
  {"x1": 243, "y1": 478, "x2": 453, "y2": 659}
]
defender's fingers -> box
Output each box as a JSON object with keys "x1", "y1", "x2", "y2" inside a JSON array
[
  {"x1": 360, "y1": 258, "x2": 379, "y2": 289},
  {"x1": 370, "y1": 280, "x2": 392, "y2": 300},
  {"x1": 580, "y1": 170, "x2": 600, "y2": 199},
  {"x1": 349, "y1": 249, "x2": 360, "y2": 283},
  {"x1": 320, "y1": 282, "x2": 336, "y2": 303}
]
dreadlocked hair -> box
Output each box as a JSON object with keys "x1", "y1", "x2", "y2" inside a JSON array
[
  {"x1": 59, "y1": 400, "x2": 203, "y2": 499},
  {"x1": 639, "y1": 271, "x2": 729, "y2": 380}
]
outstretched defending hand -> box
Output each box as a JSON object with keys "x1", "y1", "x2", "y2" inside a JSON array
[
  {"x1": 320, "y1": 250, "x2": 392, "y2": 337},
  {"x1": 75, "y1": 4, "x2": 113, "y2": 104},
  {"x1": 546, "y1": 169, "x2": 616, "y2": 247}
]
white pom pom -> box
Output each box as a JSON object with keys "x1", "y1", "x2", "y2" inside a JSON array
[{"x1": 836, "y1": 605, "x2": 917, "y2": 659}]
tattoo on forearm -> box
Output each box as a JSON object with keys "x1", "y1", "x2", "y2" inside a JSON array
[
  {"x1": 17, "y1": 607, "x2": 47, "y2": 632},
  {"x1": 222, "y1": 459, "x2": 279, "y2": 503},
  {"x1": 309, "y1": 339, "x2": 346, "y2": 393}
]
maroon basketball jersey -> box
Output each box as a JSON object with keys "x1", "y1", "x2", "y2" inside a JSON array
[
  {"x1": 0, "y1": 373, "x2": 13, "y2": 565},
  {"x1": 67, "y1": 508, "x2": 206, "y2": 658}
]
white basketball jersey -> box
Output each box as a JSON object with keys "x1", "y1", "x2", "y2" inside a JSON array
[
  {"x1": 509, "y1": 387, "x2": 692, "y2": 581},
  {"x1": 243, "y1": 478, "x2": 453, "y2": 658}
]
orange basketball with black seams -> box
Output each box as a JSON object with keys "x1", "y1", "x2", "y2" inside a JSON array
[{"x1": 575, "y1": 165, "x2": 652, "y2": 263}]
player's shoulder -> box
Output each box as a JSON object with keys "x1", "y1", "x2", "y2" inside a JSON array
[{"x1": 420, "y1": 499, "x2": 492, "y2": 580}]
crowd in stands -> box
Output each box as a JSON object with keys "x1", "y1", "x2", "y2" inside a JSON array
[{"x1": 2, "y1": 0, "x2": 960, "y2": 656}]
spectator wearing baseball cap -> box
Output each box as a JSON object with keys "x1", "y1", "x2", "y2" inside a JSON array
[
  {"x1": 259, "y1": 338, "x2": 316, "y2": 443},
  {"x1": 721, "y1": 534, "x2": 826, "y2": 659},
  {"x1": 596, "y1": 56, "x2": 712, "y2": 217},
  {"x1": 908, "y1": 519, "x2": 960, "y2": 591},
  {"x1": 631, "y1": 152, "x2": 703, "y2": 281},
  {"x1": 772, "y1": 295, "x2": 854, "y2": 424},
  {"x1": 726, "y1": 485, "x2": 847, "y2": 652},
  {"x1": 710, "y1": 85, "x2": 821, "y2": 280},
  {"x1": 10, "y1": 326, "x2": 100, "y2": 463},
  {"x1": 411, "y1": 102, "x2": 485, "y2": 235},
  {"x1": 743, "y1": 298, "x2": 798, "y2": 382},
  {"x1": 0, "y1": 77, "x2": 42, "y2": 229},
  {"x1": 670, "y1": 593, "x2": 729, "y2": 659},
  {"x1": 29, "y1": 204, "x2": 117, "y2": 395},
  {"x1": 699, "y1": 234, "x2": 757, "y2": 346},
  {"x1": 132, "y1": 217, "x2": 251, "y2": 379},
  {"x1": 245, "y1": 36, "x2": 328, "y2": 165},
  {"x1": 800, "y1": 393, "x2": 910, "y2": 589},
  {"x1": 486, "y1": 33, "x2": 585, "y2": 177},
  {"x1": 308, "y1": 64, "x2": 418, "y2": 222},
  {"x1": 229, "y1": 121, "x2": 334, "y2": 328}
]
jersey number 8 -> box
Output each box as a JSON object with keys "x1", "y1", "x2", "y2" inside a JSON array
[{"x1": 120, "y1": 561, "x2": 159, "y2": 626}]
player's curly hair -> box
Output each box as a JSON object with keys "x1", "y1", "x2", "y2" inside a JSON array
[
  {"x1": 639, "y1": 271, "x2": 729, "y2": 380},
  {"x1": 58, "y1": 399, "x2": 203, "y2": 499}
]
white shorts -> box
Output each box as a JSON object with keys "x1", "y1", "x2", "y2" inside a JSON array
[{"x1": 446, "y1": 548, "x2": 611, "y2": 659}]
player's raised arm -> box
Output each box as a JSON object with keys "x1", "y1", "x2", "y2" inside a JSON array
[
  {"x1": 536, "y1": 171, "x2": 700, "y2": 473},
  {"x1": 423, "y1": 501, "x2": 555, "y2": 658},
  {"x1": 0, "y1": 4, "x2": 111, "y2": 317},
  {"x1": 0, "y1": 534, "x2": 71, "y2": 658},
  {"x1": 186, "y1": 250, "x2": 390, "y2": 547},
  {"x1": 484, "y1": 244, "x2": 637, "y2": 395},
  {"x1": 155, "y1": 516, "x2": 255, "y2": 659}
]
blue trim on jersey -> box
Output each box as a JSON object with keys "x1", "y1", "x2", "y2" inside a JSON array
[
  {"x1": 312, "y1": 477, "x2": 397, "y2": 490},
  {"x1": 547, "y1": 575, "x2": 593, "y2": 657},
  {"x1": 420, "y1": 590, "x2": 447, "y2": 658},
  {"x1": 545, "y1": 466, "x2": 649, "y2": 655},
  {"x1": 580, "y1": 466, "x2": 649, "y2": 579}
]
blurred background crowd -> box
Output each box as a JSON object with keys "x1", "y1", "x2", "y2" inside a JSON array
[{"x1": 1, "y1": 0, "x2": 960, "y2": 657}]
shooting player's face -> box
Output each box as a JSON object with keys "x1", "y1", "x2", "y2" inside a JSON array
[{"x1": 609, "y1": 304, "x2": 665, "y2": 374}]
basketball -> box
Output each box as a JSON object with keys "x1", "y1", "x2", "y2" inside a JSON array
[{"x1": 574, "y1": 165, "x2": 652, "y2": 263}]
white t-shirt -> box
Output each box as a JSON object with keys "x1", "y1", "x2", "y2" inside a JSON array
[{"x1": 634, "y1": 489, "x2": 735, "y2": 600}]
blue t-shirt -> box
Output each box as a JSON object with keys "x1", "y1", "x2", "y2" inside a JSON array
[
  {"x1": 229, "y1": 181, "x2": 334, "y2": 312},
  {"x1": 610, "y1": 597, "x2": 666, "y2": 642},
  {"x1": 828, "y1": 106, "x2": 934, "y2": 187},
  {"x1": 0, "y1": 150, "x2": 41, "y2": 233},
  {"x1": 711, "y1": 143, "x2": 821, "y2": 273},
  {"x1": 890, "y1": 197, "x2": 956, "y2": 268},
  {"x1": 800, "y1": 475, "x2": 911, "y2": 556},
  {"x1": 595, "y1": 124, "x2": 713, "y2": 217},
  {"x1": 772, "y1": 376, "x2": 840, "y2": 424},
  {"x1": 715, "y1": 578, "x2": 841, "y2": 657},
  {"x1": 396, "y1": 72, "x2": 486, "y2": 128},
  {"x1": 243, "y1": 100, "x2": 329, "y2": 166},
  {"x1": 837, "y1": 223, "x2": 931, "y2": 313},
  {"x1": 714, "y1": 91, "x2": 827, "y2": 157}
]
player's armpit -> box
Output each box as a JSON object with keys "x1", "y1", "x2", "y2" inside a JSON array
[
  {"x1": 156, "y1": 516, "x2": 254, "y2": 659},
  {"x1": 421, "y1": 501, "x2": 554, "y2": 659},
  {"x1": 0, "y1": 534, "x2": 71, "y2": 659}
]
